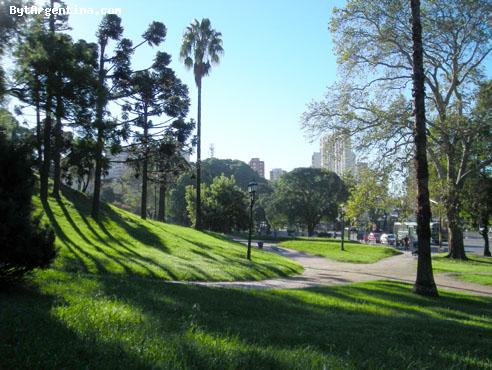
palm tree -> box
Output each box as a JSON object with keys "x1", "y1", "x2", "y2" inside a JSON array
[
  {"x1": 180, "y1": 18, "x2": 223, "y2": 230},
  {"x1": 410, "y1": 0, "x2": 438, "y2": 297}
]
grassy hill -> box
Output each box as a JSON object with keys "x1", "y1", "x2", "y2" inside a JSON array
[
  {"x1": 33, "y1": 188, "x2": 302, "y2": 281},
  {"x1": 1, "y1": 189, "x2": 491, "y2": 369}
]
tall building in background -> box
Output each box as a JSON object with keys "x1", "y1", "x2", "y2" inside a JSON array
[
  {"x1": 249, "y1": 158, "x2": 265, "y2": 178},
  {"x1": 320, "y1": 132, "x2": 356, "y2": 176},
  {"x1": 311, "y1": 152, "x2": 321, "y2": 168},
  {"x1": 270, "y1": 168, "x2": 286, "y2": 182}
]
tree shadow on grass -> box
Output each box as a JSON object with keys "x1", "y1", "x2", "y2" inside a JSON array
[
  {"x1": 0, "y1": 282, "x2": 153, "y2": 369},
  {"x1": 43, "y1": 197, "x2": 163, "y2": 278},
  {"x1": 47, "y1": 188, "x2": 183, "y2": 279},
  {"x1": 4, "y1": 272, "x2": 491, "y2": 369},
  {"x1": 95, "y1": 276, "x2": 492, "y2": 369},
  {"x1": 61, "y1": 187, "x2": 166, "y2": 252},
  {"x1": 168, "y1": 232, "x2": 300, "y2": 279}
]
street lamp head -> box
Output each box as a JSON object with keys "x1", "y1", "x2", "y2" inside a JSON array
[{"x1": 248, "y1": 181, "x2": 258, "y2": 195}]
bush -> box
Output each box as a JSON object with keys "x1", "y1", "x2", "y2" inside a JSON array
[{"x1": 0, "y1": 134, "x2": 57, "y2": 283}]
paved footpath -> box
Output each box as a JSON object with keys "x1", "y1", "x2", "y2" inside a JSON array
[{"x1": 179, "y1": 242, "x2": 492, "y2": 296}]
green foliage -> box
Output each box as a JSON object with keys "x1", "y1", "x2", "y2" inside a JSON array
[
  {"x1": 180, "y1": 18, "x2": 223, "y2": 85},
  {"x1": 265, "y1": 168, "x2": 347, "y2": 236},
  {"x1": 304, "y1": 0, "x2": 492, "y2": 258},
  {"x1": 2, "y1": 276, "x2": 491, "y2": 369},
  {"x1": 185, "y1": 175, "x2": 249, "y2": 233},
  {"x1": 169, "y1": 158, "x2": 267, "y2": 225},
  {"x1": 0, "y1": 108, "x2": 30, "y2": 142},
  {"x1": 345, "y1": 166, "x2": 391, "y2": 227},
  {"x1": 461, "y1": 174, "x2": 492, "y2": 226},
  {"x1": 32, "y1": 188, "x2": 300, "y2": 281},
  {"x1": 280, "y1": 240, "x2": 401, "y2": 264},
  {"x1": 0, "y1": 0, "x2": 27, "y2": 101},
  {"x1": 0, "y1": 135, "x2": 56, "y2": 282},
  {"x1": 62, "y1": 137, "x2": 107, "y2": 193}
]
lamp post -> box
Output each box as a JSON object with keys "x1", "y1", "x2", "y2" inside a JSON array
[
  {"x1": 430, "y1": 198, "x2": 443, "y2": 251},
  {"x1": 339, "y1": 203, "x2": 346, "y2": 251},
  {"x1": 246, "y1": 181, "x2": 258, "y2": 260}
]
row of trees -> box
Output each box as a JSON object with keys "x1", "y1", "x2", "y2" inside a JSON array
[
  {"x1": 3, "y1": 1, "x2": 218, "y2": 223},
  {"x1": 181, "y1": 164, "x2": 348, "y2": 236}
]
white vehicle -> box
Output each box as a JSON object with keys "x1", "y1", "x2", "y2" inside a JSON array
[{"x1": 380, "y1": 233, "x2": 396, "y2": 245}]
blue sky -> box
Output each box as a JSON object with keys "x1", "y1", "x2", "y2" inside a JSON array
[{"x1": 53, "y1": 0, "x2": 344, "y2": 176}]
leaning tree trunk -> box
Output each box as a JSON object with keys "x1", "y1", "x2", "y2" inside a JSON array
[
  {"x1": 158, "y1": 183, "x2": 166, "y2": 222},
  {"x1": 410, "y1": 0, "x2": 438, "y2": 297},
  {"x1": 195, "y1": 78, "x2": 202, "y2": 230},
  {"x1": 52, "y1": 94, "x2": 63, "y2": 198}
]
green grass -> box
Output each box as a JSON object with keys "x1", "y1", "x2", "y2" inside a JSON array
[
  {"x1": 1, "y1": 271, "x2": 491, "y2": 369},
  {"x1": 32, "y1": 188, "x2": 302, "y2": 281},
  {"x1": 433, "y1": 254, "x2": 492, "y2": 286},
  {"x1": 279, "y1": 239, "x2": 401, "y2": 263},
  {"x1": 2, "y1": 188, "x2": 491, "y2": 368}
]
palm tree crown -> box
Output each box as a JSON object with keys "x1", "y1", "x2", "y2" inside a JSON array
[{"x1": 180, "y1": 18, "x2": 223, "y2": 86}]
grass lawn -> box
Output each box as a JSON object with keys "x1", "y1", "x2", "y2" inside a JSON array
[
  {"x1": 1, "y1": 272, "x2": 491, "y2": 369},
  {"x1": 279, "y1": 239, "x2": 401, "y2": 263},
  {"x1": 32, "y1": 188, "x2": 302, "y2": 282},
  {"x1": 433, "y1": 254, "x2": 492, "y2": 286}
]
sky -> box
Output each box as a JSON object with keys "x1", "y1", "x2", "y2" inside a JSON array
[{"x1": 19, "y1": 0, "x2": 344, "y2": 177}]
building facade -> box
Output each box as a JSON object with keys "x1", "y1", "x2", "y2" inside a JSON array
[
  {"x1": 270, "y1": 168, "x2": 286, "y2": 182},
  {"x1": 249, "y1": 158, "x2": 265, "y2": 178},
  {"x1": 320, "y1": 132, "x2": 356, "y2": 176},
  {"x1": 311, "y1": 152, "x2": 321, "y2": 168}
]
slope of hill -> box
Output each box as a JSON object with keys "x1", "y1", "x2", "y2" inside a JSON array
[{"x1": 33, "y1": 188, "x2": 302, "y2": 281}]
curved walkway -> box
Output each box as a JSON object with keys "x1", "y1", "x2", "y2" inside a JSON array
[{"x1": 179, "y1": 242, "x2": 492, "y2": 296}]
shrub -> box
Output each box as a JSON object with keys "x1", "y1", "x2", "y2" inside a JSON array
[{"x1": 0, "y1": 134, "x2": 56, "y2": 283}]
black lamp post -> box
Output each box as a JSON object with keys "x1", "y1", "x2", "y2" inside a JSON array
[
  {"x1": 339, "y1": 203, "x2": 346, "y2": 251},
  {"x1": 246, "y1": 181, "x2": 258, "y2": 260}
]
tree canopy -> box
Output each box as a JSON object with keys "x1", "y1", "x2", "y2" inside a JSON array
[
  {"x1": 265, "y1": 168, "x2": 347, "y2": 236},
  {"x1": 302, "y1": 0, "x2": 492, "y2": 259}
]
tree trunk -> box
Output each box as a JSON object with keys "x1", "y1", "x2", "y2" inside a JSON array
[
  {"x1": 307, "y1": 223, "x2": 315, "y2": 237},
  {"x1": 92, "y1": 127, "x2": 104, "y2": 219},
  {"x1": 480, "y1": 221, "x2": 491, "y2": 257},
  {"x1": 141, "y1": 106, "x2": 149, "y2": 219},
  {"x1": 40, "y1": 96, "x2": 53, "y2": 201},
  {"x1": 35, "y1": 80, "x2": 43, "y2": 169},
  {"x1": 445, "y1": 188, "x2": 467, "y2": 259},
  {"x1": 82, "y1": 174, "x2": 90, "y2": 193},
  {"x1": 158, "y1": 183, "x2": 166, "y2": 222},
  {"x1": 91, "y1": 40, "x2": 107, "y2": 219},
  {"x1": 52, "y1": 94, "x2": 63, "y2": 198},
  {"x1": 195, "y1": 79, "x2": 202, "y2": 230},
  {"x1": 410, "y1": 0, "x2": 438, "y2": 297}
]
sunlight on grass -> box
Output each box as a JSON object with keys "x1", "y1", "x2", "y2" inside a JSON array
[
  {"x1": 433, "y1": 254, "x2": 492, "y2": 286},
  {"x1": 31, "y1": 189, "x2": 302, "y2": 282},
  {"x1": 1, "y1": 272, "x2": 491, "y2": 369},
  {"x1": 279, "y1": 240, "x2": 401, "y2": 263}
]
